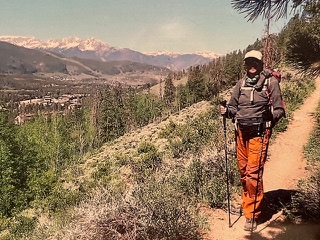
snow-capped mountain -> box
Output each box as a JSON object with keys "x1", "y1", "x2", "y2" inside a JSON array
[
  {"x1": 195, "y1": 51, "x2": 220, "y2": 59},
  {"x1": 0, "y1": 36, "x2": 219, "y2": 70},
  {"x1": 144, "y1": 51, "x2": 181, "y2": 57},
  {"x1": 145, "y1": 50, "x2": 220, "y2": 59},
  {"x1": 0, "y1": 36, "x2": 42, "y2": 49},
  {"x1": 46, "y1": 37, "x2": 112, "y2": 52},
  {"x1": 0, "y1": 36, "x2": 111, "y2": 51}
]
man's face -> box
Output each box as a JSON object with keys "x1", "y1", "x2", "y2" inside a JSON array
[{"x1": 244, "y1": 58, "x2": 263, "y2": 75}]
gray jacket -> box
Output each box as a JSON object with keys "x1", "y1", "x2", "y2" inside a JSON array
[{"x1": 226, "y1": 70, "x2": 285, "y2": 126}]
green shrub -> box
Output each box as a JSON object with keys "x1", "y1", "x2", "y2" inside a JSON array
[
  {"x1": 174, "y1": 155, "x2": 239, "y2": 209},
  {"x1": 159, "y1": 111, "x2": 220, "y2": 158},
  {"x1": 177, "y1": 159, "x2": 206, "y2": 198},
  {"x1": 133, "y1": 93, "x2": 164, "y2": 127},
  {"x1": 304, "y1": 127, "x2": 320, "y2": 163},
  {"x1": 177, "y1": 159, "x2": 227, "y2": 208},
  {"x1": 113, "y1": 152, "x2": 130, "y2": 167},
  {"x1": 281, "y1": 77, "x2": 315, "y2": 112},
  {"x1": 32, "y1": 183, "x2": 83, "y2": 213},
  {"x1": 304, "y1": 101, "x2": 320, "y2": 163},
  {"x1": 158, "y1": 120, "x2": 177, "y2": 139},
  {"x1": 131, "y1": 142, "x2": 162, "y2": 181},
  {"x1": 8, "y1": 216, "x2": 37, "y2": 239},
  {"x1": 294, "y1": 165, "x2": 320, "y2": 220},
  {"x1": 92, "y1": 160, "x2": 113, "y2": 185},
  {"x1": 296, "y1": 100, "x2": 320, "y2": 220},
  {"x1": 273, "y1": 77, "x2": 315, "y2": 134}
]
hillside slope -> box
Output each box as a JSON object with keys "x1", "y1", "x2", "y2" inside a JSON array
[
  {"x1": 0, "y1": 41, "x2": 69, "y2": 74},
  {"x1": 82, "y1": 100, "x2": 213, "y2": 177}
]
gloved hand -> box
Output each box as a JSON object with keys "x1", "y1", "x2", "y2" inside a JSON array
[{"x1": 220, "y1": 100, "x2": 227, "y2": 116}]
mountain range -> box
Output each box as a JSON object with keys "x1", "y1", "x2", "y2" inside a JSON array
[
  {"x1": 0, "y1": 39, "x2": 173, "y2": 87},
  {"x1": 0, "y1": 36, "x2": 220, "y2": 71}
]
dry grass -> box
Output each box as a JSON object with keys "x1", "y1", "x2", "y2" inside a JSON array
[
  {"x1": 29, "y1": 189, "x2": 139, "y2": 240},
  {"x1": 86, "y1": 100, "x2": 213, "y2": 167}
]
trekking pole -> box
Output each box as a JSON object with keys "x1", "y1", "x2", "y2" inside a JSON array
[
  {"x1": 221, "y1": 100, "x2": 232, "y2": 228},
  {"x1": 251, "y1": 123, "x2": 265, "y2": 232}
]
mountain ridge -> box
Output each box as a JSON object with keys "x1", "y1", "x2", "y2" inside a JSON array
[
  {"x1": 0, "y1": 36, "x2": 220, "y2": 71},
  {"x1": 0, "y1": 40, "x2": 170, "y2": 86}
]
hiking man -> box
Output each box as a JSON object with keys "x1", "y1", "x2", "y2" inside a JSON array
[{"x1": 220, "y1": 50, "x2": 286, "y2": 231}]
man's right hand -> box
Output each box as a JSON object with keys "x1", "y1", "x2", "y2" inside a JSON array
[
  {"x1": 220, "y1": 105, "x2": 227, "y2": 115},
  {"x1": 220, "y1": 100, "x2": 227, "y2": 116}
]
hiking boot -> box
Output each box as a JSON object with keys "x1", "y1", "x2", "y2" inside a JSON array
[{"x1": 244, "y1": 218, "x2": 257, "y2": 231}]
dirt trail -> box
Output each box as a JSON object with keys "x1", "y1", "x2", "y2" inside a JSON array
[{"x1": 203, "y1": 77, "x2": 320, "y2": 240}]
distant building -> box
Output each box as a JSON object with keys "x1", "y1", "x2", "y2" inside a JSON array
[
  {"x1": 14, "y1": 114, "x2": 34, "y2": 125},
  {"x1": 16, "y1": 94, "x2": 86, "y2": 124}
]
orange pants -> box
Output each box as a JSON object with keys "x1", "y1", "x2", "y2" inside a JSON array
[{"x1": 236, "y1": 127, "x2": 271, "y2": 219}]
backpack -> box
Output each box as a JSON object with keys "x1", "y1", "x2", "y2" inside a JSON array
[
  {"x1": 271, "y1": 70, "x2": 282, "y2": 82},
  {"x1": 266, "y1": 70, "x2": 287, "y2": 116}
]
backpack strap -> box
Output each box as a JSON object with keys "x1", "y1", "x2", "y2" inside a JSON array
[
  {"x1": 265, "y1": 77, "x2": 271, "y2": 101},
  {"x1": 241, "y1": 79, "x2": 255, "y2": 103},
  {"x1": 240, "y1": 75, "x2": 269, "y2": 104}
]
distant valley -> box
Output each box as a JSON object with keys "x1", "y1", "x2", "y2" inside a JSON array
[
  {"x1": 0, "y1": 40, "x2": 169, "y2": 87},
  {"x1": 0, "y1": 36, "x2": 218, "y2": 125},
  {"x1": 0, "y1": 35, "x2": 222, "y2": 111}
]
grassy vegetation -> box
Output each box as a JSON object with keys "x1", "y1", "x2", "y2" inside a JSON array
[
  {"x1": 272, "y1": 74, "x2": 316, "y2": 135},
  {"x1": 295, "y1": 100, "x2": 320, "y2": 220}
]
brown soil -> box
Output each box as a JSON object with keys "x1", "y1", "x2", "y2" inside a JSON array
[{"x1": 202, "y1": 77, "x2": 320, "y2": 240}]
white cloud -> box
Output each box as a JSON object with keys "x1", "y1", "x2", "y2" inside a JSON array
[
  {"x1": 159, "y1": 19, "x2": 188, "y2": 40},
  {"x1": 123, "y1": 17, "x2": 208, "y2": 53}
]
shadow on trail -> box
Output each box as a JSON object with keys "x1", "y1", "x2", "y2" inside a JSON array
[
  {"x1": 259, "y1": 189, "x2": 299, "y2": 224},
  {"x1": 243, "y1": 222, "x2": 320, "y2": 240},
  {"x1": 241, "y1": 189, "x2": 320, "y2": 240}
]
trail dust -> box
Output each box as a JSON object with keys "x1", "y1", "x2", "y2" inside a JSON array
[{"x1": 202, "y1": 77, "x2": 320, "y2": 240}]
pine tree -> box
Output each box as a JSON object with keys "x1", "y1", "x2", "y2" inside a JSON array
[
  {"x1": 187, "y1": 66, "x2": 206, "y2": 103},
  {"x1": 99, "y1": 85, "x2": 125, "y2": 142},
  {"x1": 0, "y1": 112, "x2": 29, "y2": 216},
  {"x1": 282, "y1": 1, "x2": 320, "y2": 75},
  {"x1": 133, "y1": 93, "x2": 163, "y2": 127},
  {"x1": 163, "y1": 74, "x2": 176, "y2": 108},
  {"x1": 223, "y1": 50, "x2": 243, "y2": 85},
  {"x1": 231, "y1": 0, "x2": 308, "y2": 21}
]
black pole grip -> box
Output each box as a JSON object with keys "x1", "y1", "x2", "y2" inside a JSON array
[{"x1": 220, "y1": 100, "x2": 227, "y2": 107}]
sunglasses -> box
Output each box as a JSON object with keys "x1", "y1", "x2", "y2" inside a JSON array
[{"x1": 244, "y1": 58, "x2": 262, "y2": 67}]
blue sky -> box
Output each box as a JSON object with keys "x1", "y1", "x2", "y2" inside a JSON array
[{"x1": 0, "y1": 0, "x2": 291, "y2": 54}]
